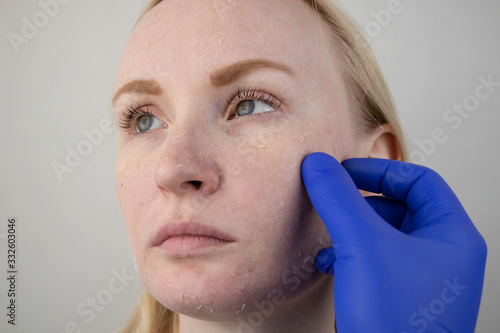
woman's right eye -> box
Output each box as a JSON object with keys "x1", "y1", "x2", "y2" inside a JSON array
[
  {"x1": 226, "y1": 88, "x2": 282, "y2": 120},
  {"x1": 136, "y1": 114, "x2": 164, "y2": 133},
  {"x1": 235, "y1": 100, "x2": 276, "y2": 117},
  {"x1": 119, "y1": 106, "x2": 166, "y2": 133}
]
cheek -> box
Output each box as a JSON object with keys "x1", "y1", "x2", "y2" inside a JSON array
[
  {"x1": 221, "y1": 148, "x2": 330, "y2": 307},
  {"x1": 114, "y1": 145, "x2": 158, "y2": 255},
  {"x1": 228, "y1": 130, "x2": 331, "y2": 260},
  {"x1": 231, "y1": 111, "x2": 347, "y2": 252}
]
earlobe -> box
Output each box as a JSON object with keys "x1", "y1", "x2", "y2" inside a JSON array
[{"x1": 359, "y1": 124, "x2": 402, "y2": 161}]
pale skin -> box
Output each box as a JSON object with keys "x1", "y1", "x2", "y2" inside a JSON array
[{"x1": 113, "y1": 0, "x2": 397, "y2": 332}]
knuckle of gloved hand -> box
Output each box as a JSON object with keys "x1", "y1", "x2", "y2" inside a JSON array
[
  {"x1": 460, "y1": 227, "x2": 488, "y2": 261},
  {"x1": 474, "y1": 234, "x2": 488, "y2": 259}
]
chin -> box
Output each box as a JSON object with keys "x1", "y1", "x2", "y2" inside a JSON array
[
  {"x1": 140, "y1": 251, "x2": 322, "y2": 321},
  {"x1": 144, "y1": 269, "x2": 259, "y2": 320}
]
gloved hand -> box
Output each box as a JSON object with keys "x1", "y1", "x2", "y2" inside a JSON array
[{"x1": 301, "y1": 153, "x2": 487, "y2": 333}]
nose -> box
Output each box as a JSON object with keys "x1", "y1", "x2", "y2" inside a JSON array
[{"x1": 154, "y1": 124, "x2": 220, "y2": 197}]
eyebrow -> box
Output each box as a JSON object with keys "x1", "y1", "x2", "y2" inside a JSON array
[
  {"x1": 210, "y1": 59, "x2": 294, "y2": 87},
  {"x1": 112, "y1": 59, "x2": 293, "y2": 105},
  {"x1": 112, "y1": 79, "x2": 163, "y2": 106}
]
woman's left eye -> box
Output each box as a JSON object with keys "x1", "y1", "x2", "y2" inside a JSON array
[
  {"x1": 235, "y1": 100, "x2": 276, "y2": 117},
  {"x1": 136, "y1": 114, "x2": 164, "y2": 132}
]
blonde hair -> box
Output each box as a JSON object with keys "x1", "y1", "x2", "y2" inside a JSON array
[
  {"x1": 119, "y1": 290, "x2": 178, "y2": 333},
  {"x1": 119, "y1": 0, "x2": 407, "y2": 332}
]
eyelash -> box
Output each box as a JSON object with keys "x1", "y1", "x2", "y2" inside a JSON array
[
  {"x1": 118, "y1": 88, "x2": 281, "y2": 131},
  {"x1": 118, "y1": 104, "x2": 154, "y2": 130}
]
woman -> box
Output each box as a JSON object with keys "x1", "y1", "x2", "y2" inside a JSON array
[{"x1": 112, "y1": 0, "x2": 487, "y2": 332}]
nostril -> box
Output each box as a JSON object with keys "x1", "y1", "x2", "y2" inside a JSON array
[{"x1": 189, "y1": 180, "x2": 202, "y2": 190}]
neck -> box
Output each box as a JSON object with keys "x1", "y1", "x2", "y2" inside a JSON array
[{"x1": 178, "y1": 275, "x2": 334, "y2": 333}]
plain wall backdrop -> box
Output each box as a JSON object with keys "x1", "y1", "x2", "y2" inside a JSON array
[{"x1": 0, "y1": 0, "x2": 498, "y2": 332}]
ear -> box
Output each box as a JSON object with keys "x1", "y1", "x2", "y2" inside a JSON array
[{"x1": 355, "y1": 124, "x2": 402, "y2": 161}]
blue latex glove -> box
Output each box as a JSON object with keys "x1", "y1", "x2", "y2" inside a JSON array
[{"x1": 302, "y1": 153, "x2": 487, "y2": 333}]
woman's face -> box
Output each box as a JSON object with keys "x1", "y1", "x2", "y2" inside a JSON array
[{"x1": 114, "y1": 0, "x2": 359, "y2": 319}]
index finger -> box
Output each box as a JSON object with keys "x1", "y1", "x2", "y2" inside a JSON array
[{"x1": 341, "y1": 158, "x2": 468, "y2": 219}]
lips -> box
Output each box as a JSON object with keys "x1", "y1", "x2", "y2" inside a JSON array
[{"x1": 152, "y1": 222, "x2": 235, "y2": 258}]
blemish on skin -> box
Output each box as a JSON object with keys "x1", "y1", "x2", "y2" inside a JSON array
[
  {"x1": 290, "y1": 132, "x2": 311, "y2": 142},
  {"x1": 255, "y1": 143, "x2": 272, "y2": 149}
]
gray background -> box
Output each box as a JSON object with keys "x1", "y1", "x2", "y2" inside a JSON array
[{"x1": 0, "y1": 0, "x2": 498, "y2": 332}]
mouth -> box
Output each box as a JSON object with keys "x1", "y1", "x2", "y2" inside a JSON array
[{"x1": 152, "y1": 222, "x2": 235, "y2": 258}]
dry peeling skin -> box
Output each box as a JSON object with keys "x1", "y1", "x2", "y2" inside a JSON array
[{"x1": 112, "y1": 0, "x2": 373, "y2": 331}]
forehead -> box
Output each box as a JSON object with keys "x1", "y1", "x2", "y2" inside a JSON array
[{"x1": 115, "y1": 0, "x2": 336, "y2": 87}]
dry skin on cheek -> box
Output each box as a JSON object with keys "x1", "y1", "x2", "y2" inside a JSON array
[{"x1": 115, "y1": 128, "x2": 168, "y2": 175}]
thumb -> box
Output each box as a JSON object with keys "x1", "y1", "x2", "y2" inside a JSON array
[
  {"x1": 315, "y1": 247, "x2": 336, "y2": 275},
  {"x1": 302, "y1": 153, "x2": 382, "y2": 255}
]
